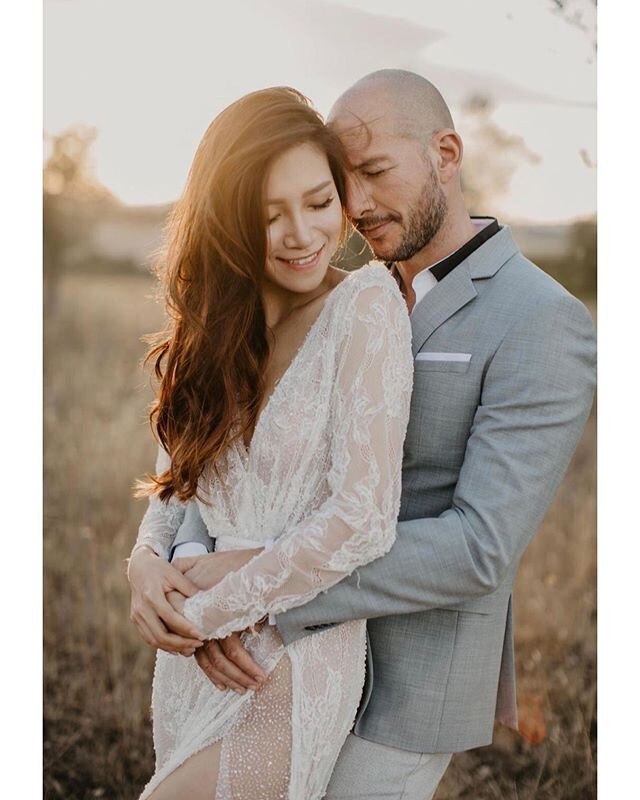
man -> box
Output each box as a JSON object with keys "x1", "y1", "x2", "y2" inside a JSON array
[{"x1": 167, "y1": 70, "x2": 597, "y2": 798}]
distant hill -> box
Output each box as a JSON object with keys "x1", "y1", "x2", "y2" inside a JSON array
[{"x1": 510, "y1": 223, "x2": 573, "y2": 261}]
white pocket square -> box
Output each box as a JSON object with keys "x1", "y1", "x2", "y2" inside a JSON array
[{"x1": 415, "y1": 352, "x2": 472, "y2": 362}]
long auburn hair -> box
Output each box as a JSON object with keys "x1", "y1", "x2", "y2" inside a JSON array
[{"x1": 138, "y1": 87, "x2": 348, "y2": 503}]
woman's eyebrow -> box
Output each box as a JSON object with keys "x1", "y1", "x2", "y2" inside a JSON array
[{"x1": 267, "y1": 180, "x2": 333, "y2": 205}]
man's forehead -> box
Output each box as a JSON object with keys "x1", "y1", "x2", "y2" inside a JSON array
[
  {"x1": 329, "y1": 110, "x2": 395, "y2": 154},
  {"x1": 330, "y1": 95, "x2": 393, "y2": 128}
]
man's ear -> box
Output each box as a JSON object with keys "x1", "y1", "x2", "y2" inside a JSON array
[{"x1": 433, "y1": 129, "x2": 463, "y2": 184}]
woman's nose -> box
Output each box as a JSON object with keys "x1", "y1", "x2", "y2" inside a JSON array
[{"x1": 283, "y1": 213, "x2": 314, "y2": 249}]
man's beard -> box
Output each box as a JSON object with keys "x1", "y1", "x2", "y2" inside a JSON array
[
  {"x1": 361, "y1": 165, "x2": 447, "y2": 263},
  {"x1": 388, "y1": 178, "x2": 447, "y2": 262}
]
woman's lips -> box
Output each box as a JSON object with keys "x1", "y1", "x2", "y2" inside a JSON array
[{"x1": 276, "y1": 244, "x2": 325, "y2": 272}]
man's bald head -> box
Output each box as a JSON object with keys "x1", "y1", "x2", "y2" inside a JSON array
[
  {"x1": 329, "y1": 69, "x2": 454, "y2": 144},
  {"x1": 326, "y1": 71, "x2": 468, "y2": 267}
]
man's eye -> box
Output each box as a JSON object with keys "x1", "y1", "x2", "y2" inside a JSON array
[
  {"x1": 311, "y1": 196, "x2": 334, "y2": 210},
  {"x1": 363, "y1": 169, "x2": 386, "y2": 178}
]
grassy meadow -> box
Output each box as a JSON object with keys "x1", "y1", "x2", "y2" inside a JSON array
[{"x1": 44, "y1": 272, "x2": 596, "y2": 799}]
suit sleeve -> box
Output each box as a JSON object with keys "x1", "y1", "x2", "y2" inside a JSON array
[
  {"x1": 169, "y1": 500, "x2": 214, "y2": 561},
  {"x1": 276, "y1": 292, "x2": 596, "y2": 645}
]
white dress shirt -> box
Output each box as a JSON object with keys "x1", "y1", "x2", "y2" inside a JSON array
[
  {"x1": 171, "y1": 540, "x2": 209, "y2": 560},
  {"x1": 410, "y1": 265, "x2": 439, "y2": 313}
]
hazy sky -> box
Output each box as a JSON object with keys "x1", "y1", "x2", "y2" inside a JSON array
[{"x1": 44, "y1": 0, "x2": 596, "y2": 223}]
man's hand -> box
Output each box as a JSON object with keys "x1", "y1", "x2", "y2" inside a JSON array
[
  {"x1": 127, "y1": 546, "x2": 205, "y2": 655},
  {"x1": 172, "y1": 549, "x2": 262, "y2": 591},
  {"x1": 195, "y1": 632, "x2": 268, "y2": 694},
  {"x1": 165, "y1": 588, "x2": 269, "y2": 692}
]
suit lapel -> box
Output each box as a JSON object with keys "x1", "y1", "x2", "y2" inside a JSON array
[
  {"x1": 409, "y1": 225, "x2": 520, "y2": 356},
  {"x1": 410, "y1": 261, "x2": 477, "y2": 357}
]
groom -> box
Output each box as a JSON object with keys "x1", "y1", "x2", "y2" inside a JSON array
[{"x1": 171, "y1": 70, "x2": 596, "y2": 798}]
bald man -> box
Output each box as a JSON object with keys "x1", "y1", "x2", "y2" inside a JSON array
[{"x1": 169, "y1": 70, "x2": 596, "y2": 798}]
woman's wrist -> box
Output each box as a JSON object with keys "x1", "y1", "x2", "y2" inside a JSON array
[
  {"x1": 128, "y1": 543, "x2": 160, "y2": 578},
  {"x1": 131, "y1": 543, "x2": 159, "y2": 559}
]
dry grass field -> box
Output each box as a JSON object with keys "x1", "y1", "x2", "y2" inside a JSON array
[{"x1": 44, "y1": 272, "x2": 596, "y2": 799}]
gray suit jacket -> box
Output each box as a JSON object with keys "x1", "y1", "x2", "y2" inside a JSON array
[{"x1": 171, "y1": 226, "x2": 596, "y2": 754}]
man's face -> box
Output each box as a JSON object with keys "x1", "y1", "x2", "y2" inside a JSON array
[{"x1": 334, "y1": 114, "x2": 447, "y2": 263}]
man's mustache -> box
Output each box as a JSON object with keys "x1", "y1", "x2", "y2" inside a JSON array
[{"x1": 354, "y1": 214, "x2": 401, "y2": 233}]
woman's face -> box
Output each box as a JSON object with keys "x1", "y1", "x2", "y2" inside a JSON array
[{"x1": 264, "y1": 142, "x2": 343, "y2": 294}]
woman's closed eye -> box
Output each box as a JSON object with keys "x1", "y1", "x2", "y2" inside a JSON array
[
  {"x1": 362, "y1": 168, "x2": 387, "y2": 178},
  {"x1": 310, "y1": 196, "x2": 334, "y2": 210},
  {"x1": 268, "y1": 196, "x2": 334, "y2": 224}
]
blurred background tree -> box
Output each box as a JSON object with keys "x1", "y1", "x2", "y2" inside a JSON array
[
  {"x1": 551, "y1": 0, "x2": 597, "y2": 54},
  {"x1": 460, "y1": 93, "x2": 541, "y2": 215},
  {"x1": 43, "y1": 126, "x2": 115, "y2": 311},
  {"x1": 539, "y1": 214, "x2": 596, "y2": 297}
]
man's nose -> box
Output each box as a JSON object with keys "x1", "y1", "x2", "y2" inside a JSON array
[
  {"x1": 283, "y1": 212, "x2": 314, "y2": 249},
  {"x1": 346, "y1": 175, "x2": 375, "y2": 220}
]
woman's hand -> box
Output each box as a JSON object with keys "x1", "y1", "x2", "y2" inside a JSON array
[
  {"x1": 166, "y1": 589, "x2": 268, "y2": 692},
  {"x1": 172, "y1": 549, "x2": 262, "y2": 591},
  {"x1": 170, "y1": 550, "x2": 270, "y2": 692},
  {"x1": 127, "y1": 546, "x2": 205, "y2": 655}
]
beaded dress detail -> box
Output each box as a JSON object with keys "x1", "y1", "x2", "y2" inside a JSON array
[{"x1": 133, "y1": 266, "x2": 413, "y2": 799}]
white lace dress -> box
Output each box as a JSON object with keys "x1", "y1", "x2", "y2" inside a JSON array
[{"x1": 133, "y1": 265, "x2": 413, "y2": 800}]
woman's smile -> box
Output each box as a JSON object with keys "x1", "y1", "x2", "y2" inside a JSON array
[{"x1": 276, "y1": 243, "x2": 325, "y2": 271}]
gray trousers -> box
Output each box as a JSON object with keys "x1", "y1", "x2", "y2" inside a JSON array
[{"x1": 324, "y1": 734, "x2": 452, "y2": 800}]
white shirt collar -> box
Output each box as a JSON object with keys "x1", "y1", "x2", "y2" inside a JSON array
[{"x1": 407, "y1": 219, "x2": 494, "y2": 314}]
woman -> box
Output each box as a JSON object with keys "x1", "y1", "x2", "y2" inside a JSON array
[{"x1": 128, "y1": 87, "x2": 413, "y2": 799}]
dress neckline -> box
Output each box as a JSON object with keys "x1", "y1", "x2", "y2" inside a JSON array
[{"x1": 239, "y1": 267, "x2": 365, "y2": 456}]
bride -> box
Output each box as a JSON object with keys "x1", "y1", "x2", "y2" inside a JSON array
[{"x1": 127, "y1": 86, "x2": 413, "y2": 799}]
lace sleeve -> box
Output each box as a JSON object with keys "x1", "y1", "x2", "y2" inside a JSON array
[
  {"x1": 183, "y1": 280, "x2": 414, "y2": 639},
  {"x1": 131, "y1": 444, "x2": 187, "y2": 561}
]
